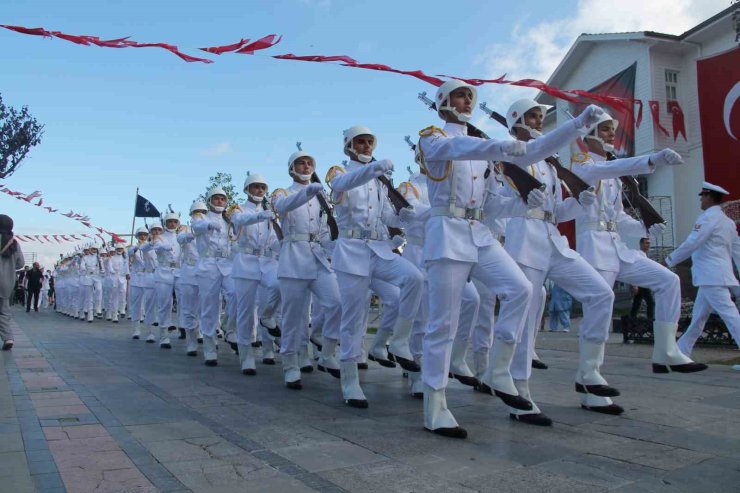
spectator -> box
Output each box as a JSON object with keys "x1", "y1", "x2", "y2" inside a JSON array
[
  {"x1": 0, "y1": 215, "x2": 25, "y2": 350},
  {"x1": 630, "y1": 238, "x2": 656, "y2": 319},
  {"x1": 548, "y1": 282, "x2": 573, "y2": 332},
  {"x1": 25, "y1": 262, "x2": 43, "y2": 312}
]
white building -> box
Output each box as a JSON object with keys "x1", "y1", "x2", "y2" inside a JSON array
[{"x1": 538, "y1": 5, "x2": 738, "y2": 248}]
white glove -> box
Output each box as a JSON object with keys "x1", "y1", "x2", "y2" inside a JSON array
[
  {"x1": 574, "y1": 104, "x2": 604, "y2": 129},
  {"x1": 208, "y1": 221, "x2": 222, "y2": 232},
  {"x1": 391, "y1": 235, "x2": 405, "y2": 249},
  {"x1": 648, "y1": 223, "x2": 666, "y2": 236},
  {"x1": 526, "y1": 188, "x2": 546, "y2": 209},
  {"x1": 398, "y1": 207, "x2": 416, "y2": 222},
  {"x1": 305, "y1": 183, "x2": 324, "y2": 197},
  {"x1": 578, "y1": 190, "x2": 597, "y2": 206},
  {"x1": 372, "y1": 159, "x2": 394, "y2": 176},
  {"x1": 650, "y1": 149, "x2": 683, "y2": 167},
  {"x1": 257, "y1": 210, "x2": 275, "y2": 221},
  {"x1": 500, "y1": 140, "x2": 526, "y2": 157}
]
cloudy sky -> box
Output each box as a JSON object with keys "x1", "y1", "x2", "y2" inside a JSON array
[{"x1": 1, "y1": 0, "x2": 729, "y2": 268}]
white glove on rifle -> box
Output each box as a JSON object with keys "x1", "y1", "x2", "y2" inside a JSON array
[
  {"x1": 305, "y1": 183, "x2": 324, "y2": 197},
  {"x1": 372, "y1": 159, "x2": 394, "y2": 176},
  {"x1": 578, "y1": 190, "x2": 597, "y2": 206},
  {"x1": 257, "y1": 210, "x2": 275, "y2": 222},
  {"x1": 398, "y1": 207, "x2": 416, "y2": 222},
  {"x1": 390, "y1": 235, "x2": 405, "y2": 249},
  {"x1": 208, "y1": 221, "x2": 222, "y2": 232},
  {"x1": 526, "y1": 188, "x2": 546, "y2": 209},
  {"x1": 650, "y1": 149, "x2": 683, "y2": 167},
  {"x1": 574, "y1": 104, "x2": 604, "y2": 129},
  {"x1": 648, "y1": 223, "x2": 666, "y2": 236},
  {"x1": 500, "y1": 140, "x2": 527, "y2": 157}
]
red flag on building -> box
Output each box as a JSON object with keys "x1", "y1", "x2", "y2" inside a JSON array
[
  {"x1": 648, "y1": 101, "x2": 670, "y2": 137},
  {"x1": 667, "y1": 101, "x2": 687, "y2": 141},
  {"x1": 697, "y1": 46, "x2": 740, "y2": 201}
]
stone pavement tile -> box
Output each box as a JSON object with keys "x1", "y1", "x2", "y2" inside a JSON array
[
  {"x1": 687, "y1": 417, "x2": 740, "y2": 440},
  {"x1": 34, "y1": 404, "x2": 91, "y2": 418},
  {"x1": 162, "y1": 455, "x2": 280, "y2": 491},
  {"x1": 31, "y1": 471, "x2": 66, "y2": 491},
  {"x1": 29, "y1": 390, "x2": 78, "y2": 401},
  {"x1": 274, "y1": 440, "x2": 387, "y2": 473},
  {"x1": 319, "y1": 459, "x2": 476, "y2": 493},
  {"x1": 125, "y1": 420, "x2": 217, "y2": 443},
  {"x1": 0, "y1": 450, "x2": 31, "y2": 477},
  {"x1": 656, "y1": 456, "x2": 740, "y2": 493},
  {"x1": 196, "y1": 403, "x2": 283, "y2": 428},
  {"x1": 0, "y1": 472, "x2": 36, "y2": 493},
  {"x1": 590, "y1": 440, "x2": 714, "y2": 471},
  {"x1": 48, "y1": 436, "x2": 121, "y2": 457},
  {"x1": 191, "y1": 475, "x2": 320, "y2": 493},
  {"x1": 60, "y1": 465, "x2": 157, "y2": 493},
  {"x1": 145, "y1": 436, "x2": 245, "y2": 463},
  {"x1": 233, "y1": 421, "x2": 345, "y2": 449},
  {"x1": 0, "y1": 431, "x2": 25, "y2": 453},
  {"x1": 31, "y1": 396, "x2": 85, "y2": 408},
  {"x1": 535, "y1": 453, "x2": 662, "y2": 489},
  {"x1": 54, "y1": 449, "x2": 134, "y2": 471},
  {"x1": 608, "y1": 477, "x2": 693, "y2": 493},
  {"x1": 460, "y1": 466, "x2": 597, "y2": 493},
  {"x1": 103, "y1": 400, "x2": 194, "y2": 426}
]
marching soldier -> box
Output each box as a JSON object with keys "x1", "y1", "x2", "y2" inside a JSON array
[
  {"x1": 139, "y1": 224, "x2": 161, "y2": 342},
  {"x1": 177, "y1": 201, "x2": 206, "y2": 356},
  {"x1": 671, "y1": 183, "x2": 740, "y2": 355},
  {"x1": 129, "y1": 227, "x2": 150, "y2": 339}
]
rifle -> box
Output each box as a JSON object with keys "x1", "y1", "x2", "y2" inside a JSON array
[
  {"x1": 479, "y1": 102, "x2": 593, "y2": 202},
  {"x1": 417, "y1": 92, "x2": 544, "y2": 201},
  {"x1": 606, "y1": 153, "x2": 665, "y2": 230},
  {"x1": 261, "y1": 197, "x2": 284, "y2": 241},
  {"x1": 310, "y1": 172, "x2": 339, "y2": 241}
]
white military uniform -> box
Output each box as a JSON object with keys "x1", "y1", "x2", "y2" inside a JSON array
[
  {"x1": 111, "y1": 250, "x2": 129, "y2": 320},
  {"x1": 80, "y1": 251, "x2": 104, "y2": 322},
  {"x1": 128, "y1": 242, "x2": 148, "y2": 339},
  {"x1": 192, "y1": 210, "x2": 233, "y2": 364},
  {"x1": 177, "y1": 228, "x2": 201, "y2": 355},
  {"x1": 669, "y1": 203, "x2": 740, "y2": 354},
  {"x1": 151, "y1": 229, "x2": 181, "y2": 346},
  {"x1": 273, "y1": 181, "x2": 341, "y2": 387},
  {"x1": 230, "y1": 200, "x2": 280, "y2": 374},
  {"x1": 328, "y1": 159, "x2": 424, "y2": 404},
  {"x1": 138, "y1": 240, "x2": 159, "y2": 341}
]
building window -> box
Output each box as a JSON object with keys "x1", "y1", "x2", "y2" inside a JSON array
[{"x1": 665, "y1": 70, "x2": 679, "y2": 113}]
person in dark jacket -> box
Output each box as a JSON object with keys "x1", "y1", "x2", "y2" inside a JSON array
[{"x1": 25, "y1": 262, "x2": 44, "y2": 312}]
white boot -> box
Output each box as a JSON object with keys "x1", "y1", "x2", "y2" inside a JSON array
[
  {"x1": 652, "y1": 321, "x2": 707, "y2": 373},
  {"x1": 340, "y1": 360, "x2": 367, "y2": 407},
  {"x1": 423, "y1": 384, "x2": 466, "y2": 438},
  {"x1": 368, "y1": 329, "x2": 395, "y2": 367},
  {"x1": 473, "y1": 351, "x2": 489, "y2": 382},
  {"x1": 481, "y1": 341, "x2": 533, "y2": 410},
  {"x1": 449, "y1": 337, "x2": 477, "y2": 386},
  {"x1": 576, "y1": 341, "x2": 619, "y2": 397},
  {"x1": 111, "y1": 312, "x2": 118, "y2": 323},
  {"x1": 145, "y1": 327, "x2": 156, "y2": 343},
  {"x1": 131, "y1": 321, "x2": 141, "y2": 340},
  {"x1": 86, "y1": 310, "x2": 93, "y2": 323},
  {"x1": 185, "y1": 329, "x2": 198, "y2": 356},
  {"x1": 317, "y1": 338, "x2": 340, "y2": 378},
  {"x1": 238, "y1": 344, "x2": 257, "y2": 375},
  {"x1": 387, "y1": 318, "x2": 420, "y2": 372},
  {"x1": 159, "y1": 326, "x2": 171, "y2": 349},
  {"x1": 509, "y1": 379, "x2": 551, "y2": 426},
  {"x1": 203, "y1": 335, "x2": 218, "y2": 366},
  {"x1": 283, "y1": 353, "x2": 302, "y2": 389},
  {"x1": 298, "y1": 344, "x2": 313, "y2": 373},
  {"x1": 408, "y1": 357, "x2": 423, "y2": 399}
]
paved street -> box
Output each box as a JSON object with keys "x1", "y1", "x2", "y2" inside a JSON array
[{"x1": 1, "y1": 306, "x2": 739, "y2": 493}]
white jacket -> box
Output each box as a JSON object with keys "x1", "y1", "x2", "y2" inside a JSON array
[{"x1": 230, "y1": 200, "x2": 280, "y2": 280}]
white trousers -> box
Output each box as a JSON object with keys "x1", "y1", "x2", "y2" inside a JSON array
[
  {"x1": 129, "y1": 285, "x2": 145, "y2": 331},
  {"x1": 677, "y1": 286, "x2": 740, "y2": 355},
  {"x1": 424, "y1": 242, "x2": 532, "y2": 390},
  {"x1": 92, "y1": 276, "x2": 103, "y2": 313},
  {"x1": 370, "y1": 278, "x2": 400, "y2": 334},
  {"x1": 512, "y1": 254, "x2": 614, "y2": 381},
  {"x1": 472, "y1": 279, "x2": 495, "y2": 355},
  {"x1": 453, "y1": 281, "x2": 481, "y2": 344},
  {"x1": 116, "y1": 277, "x2": 127, "y2": 314},
  {"x1": 155, "y1": 280, "x2": 174, "y2": 328},
  {"x1": 597, "y1": 256, "x2": 680, "y2": 323},
  {"x1": 279, "y1": 269, "x2": 341, "y2": 356},
  {"x1": 337, "y1": 253, "x2": 423, "y2": 362},
  {"x1": 143, "y1": 286, "x2": 158, "y2": 326},
  {"x1": 234, "y1": 278, "x2": 260, "y2": 346},
  {"x1": 197, "y1": 271, "x2": 232, "y2": 338},
  {"x1": 177, "y1": 282, "x2": 199, "y2": 330}
]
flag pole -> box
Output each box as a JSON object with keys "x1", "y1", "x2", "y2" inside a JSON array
[{"x1": 129, "y1": 187, "x2": 138, "y2": 246}]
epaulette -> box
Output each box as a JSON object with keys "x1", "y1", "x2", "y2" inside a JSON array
[
  {"x1": 325, "y1": 165, "x2": 345, "y2": 184},
  {"x1": 271, "y1": 188, "x2": 289, "y2": 199},
  {"x1": 398, "y1": 181, "x2": 419, "y2": 200},
  {"x1": 419, "y1": 125, "x2": 447, "y2": 138},
  {"x1": 571, "y1": 152, "x2": 591, "y2": 164}
]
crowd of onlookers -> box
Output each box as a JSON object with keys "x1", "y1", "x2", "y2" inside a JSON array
[{"x1": 11, "y1": 263, "x2": 55, "y2": 312}]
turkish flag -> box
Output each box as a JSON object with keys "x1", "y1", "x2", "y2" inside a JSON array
[{"x1": 697, "y1": 46, "x2": 740, "y2": 201}]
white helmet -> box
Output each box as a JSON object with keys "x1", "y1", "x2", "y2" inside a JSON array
[
  {"x1": 163, "y1": 212, "x2": 180, "y2": 232},
  {"x1": 435, "y1": 80, "x2": 477, "y2": 123},
  {"x1": 506, "y1": 98, "x2": 553, "y2": 138},
  {"x1": 243, "y1": 173, "x2": 269, "y2": 202},
  {"x1": 584, "y1": 109, "x2": 619, "y2": 153},
  {"x1": 190, "y1": 200, "x2": 207, "y2": 215},
  {"x1": 343, "y1": 125, "x2": 376, "y2": 163},
  {"x1": 135, "y1": 226, "x2": 149, "y2": 236},
  {"x1": 149, "y1": 221, "x2": 163, "y2": 232},
  {"x1": 288, "y1": 151, "x2": 316, "y2": 181},
  {"x1": 206, "y1": 186, "x2": 227, "y2": 213}
]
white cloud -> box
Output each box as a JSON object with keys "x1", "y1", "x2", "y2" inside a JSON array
[
  {"x1": 473, "y1": 0, "x2": 729, "y2": 137},
  {"x1": 201, "y1": 142, "x2": 232, "y2": 157}
]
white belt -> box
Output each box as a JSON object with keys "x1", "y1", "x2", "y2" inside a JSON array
[
  {"x1": 339, "y1": 229, "x2": 381, "y2": 241},
  {"x1": 521, "y1": 209, "x2": 556, "y2": 225},
  {"x1": 183, "y1": 259, "x2": 197, "y2": 266},
  {"x1": 284, "y1": 233, "x2": 320, "y2": 243},
  {"x1": 430, "y1": 206, "x2": 485, "y2": 221},
  {"x1": 161, "y1": 262, "x2": 180, "y2": 269},
  {"x1": 583, "y1": 220, "x2": 617, "y2": 232},
  {"x1": 238, "y1": 246, "x2": 271, "y2": 257},
  {"x1": 406, "y1": 235, "x2": 424, "y2": 247},
  {"x1": 204, "y1": 250, "x2": 230, "y2": 259}
]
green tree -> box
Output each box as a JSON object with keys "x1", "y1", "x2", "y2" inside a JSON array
[
  {"x1": 202, "y1": 172, "x2": 244, "y2": 204},
  {"x1": 0, "y1": 93, "x2": 44, "y2": 178}
]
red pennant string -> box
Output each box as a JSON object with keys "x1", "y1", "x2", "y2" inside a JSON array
[
  {"x1": 43, "y1": 235, "x2": 51, "y2": 243},
  {"x1": 22, "y1": 191, "x2": 42, "y2": 202},
  {"x1": 235, "y1": 34, "x2": 282, "y2": 54},
  {"x1": 15, "y1": 236, "x2": 26, "y2": 242},
  {"x1": 35, "y1": 198, "x2": 43, "y2": 206},
  {"x1": 272, "y1": 53, "x2": 359, "y2": 64},
  {"x1": 648, "y1": 101, "x2": 670, "y2": 136},
  {"x1": 200, "y1": 38, "x2": 251, "y2": 55},
  {"x1": 0, "y1": 25, "x2": 51, "y2": 37}
]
